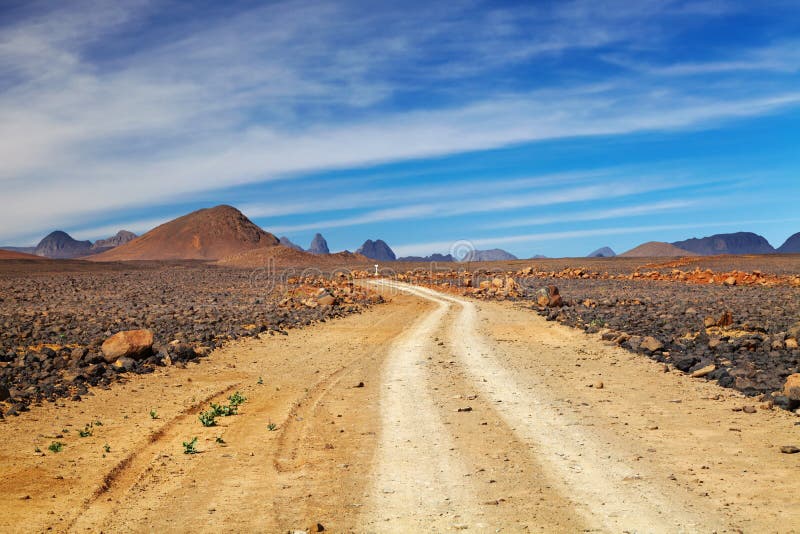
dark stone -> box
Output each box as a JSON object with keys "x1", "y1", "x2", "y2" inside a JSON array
[{"x1": 674, "y1": 357, "x2": 700, "y2": 373}]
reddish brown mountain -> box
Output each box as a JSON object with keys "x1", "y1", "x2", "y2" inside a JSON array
[
  {"x1": 620, "y1": 241, "x2": 700, "y2": 258},
  {"x1": 89, "y1": 205, "x2": 278, "y2": 261}
]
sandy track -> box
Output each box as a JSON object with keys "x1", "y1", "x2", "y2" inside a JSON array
[
  {"x1": 362, "y1": 290, "x2": 477, "y2": 531},
  {"x1": 1, "y1": 282, "x2": 799, "y2": 532},
  {"x1": 373, "y1": 280, "x2": 800, "y2": 532},
  {"x1": 384, "y1": 282, "x2": 706, "y2": 531}
]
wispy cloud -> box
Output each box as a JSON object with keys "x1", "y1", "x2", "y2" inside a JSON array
[
  {"x1": 486, "y1": 199, "x2": 699, "y2": 230},
  {"x1": 1, "y1": 0, "x2": 799, "y2": 245},
  {"x1": 268, "y1": 178, "x2": 708, "y2": 233}
]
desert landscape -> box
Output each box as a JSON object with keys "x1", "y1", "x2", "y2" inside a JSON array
[
  {"x1": 3, "y1": 2, "x2": 800, "y2": 532},
  {"x1": 0, "y1": 205, "x2": 799, "y2": 533}
]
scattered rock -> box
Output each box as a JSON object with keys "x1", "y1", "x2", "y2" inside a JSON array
[
  {"x1": 780, "y1": 445, "x2": 800, "y2": 454},
  {"x1": 101, "y1": 329, "x2": 154, "y2": 363},
  {"x1": 691, "y1": 364, "x2": 715, "y2": 378},
  {"x1": 112, "y1": 357, "x2": 136, "y2": 372},
  {"x1": 640, "y1": 336, "x2": 663, "y2": 353}
]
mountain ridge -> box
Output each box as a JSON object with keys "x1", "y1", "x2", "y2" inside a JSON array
[{"x1": 89, "y1": 205, "x2": 278, "y2": 261}]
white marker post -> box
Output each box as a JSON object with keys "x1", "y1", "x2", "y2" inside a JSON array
[{"x1": 374, "y1": 264, "x2": 379, "y2": 276}]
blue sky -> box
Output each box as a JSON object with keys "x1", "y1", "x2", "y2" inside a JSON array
[{"x1": 1, "y1": 0, "x2": 799, "y2": 257}]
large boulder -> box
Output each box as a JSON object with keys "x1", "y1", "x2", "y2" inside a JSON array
[
  {"x1": 101, "y1": 329, "x2": 154, "y2": 363},
  {"x1": 784, "y1": 374, "x2": 800, "y2": 401}
]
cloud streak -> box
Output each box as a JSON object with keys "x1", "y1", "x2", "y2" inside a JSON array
[{"x1": 1, "y1": 0, "x2": 799, "y2": 245}]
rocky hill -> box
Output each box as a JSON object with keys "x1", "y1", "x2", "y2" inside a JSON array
[
  {"x1": 89, "y1": 205, "x2": 278, "y2": 261},
  {"x1": 473, "y1": 249, "x2": 517, "y2": 261},
  {"x1": 588, "y1": 246, "x2": 615, "y2": 258},
  {"x1": 34, "y1": 231, "x2": 93, "y2": 259},
  {"x1": 90, "y1": 230, "x2": 137, "y2": 251},
  {"x1": 356, "y1": 239, "x2": 396, "y2": 261},
  {"x1": 620, "y1": 241, "x2": 700, "y2": 258},
  {"x1": 279, "y1": 236, "x2": 303, "y2": 251},
  {"x1": 672, "y1": 232, "x2": 775, "y2": 255},
  {"x1": 777, "y1": 232, "x2": 800, "y2": 253},
  {"x1": 308, "y1": 233, "x2": 330, "y2": 255}
]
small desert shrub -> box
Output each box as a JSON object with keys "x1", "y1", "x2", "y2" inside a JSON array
[
  {"x1": 228, "y1": 391, "x2": 246, "y2": 406},
  {"x1": 182, "y1": 437, "x2": 199, "y2": 454},
  {"x1": 210, "y1": 402, "x2": 237, "y2": 417},
  {"x1": 48, "y1": 441, "x2": 64, "y2": 453},
  {"x1": 198, "y1": 410, "x2": 217, "y2": 427}
]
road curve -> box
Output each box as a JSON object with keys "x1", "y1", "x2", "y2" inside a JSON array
[{"x1": 373, "y1": 280, "x2": 707, "y2": 532}]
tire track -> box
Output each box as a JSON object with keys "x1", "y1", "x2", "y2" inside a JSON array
[
  {"x1": 362, "y1": 281, "x2": 477, "y2": 531},
  {"x1": 377, "y1": 280, "x2": 709, "y2": 533}
]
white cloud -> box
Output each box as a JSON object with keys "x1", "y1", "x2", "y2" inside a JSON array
[{"x1": 1, "y1": 0, "x2": 799, "y2": 242}]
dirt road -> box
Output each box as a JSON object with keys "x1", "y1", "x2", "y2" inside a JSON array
[{"x1": 1, "y1": 281, "x2": 799, "y2": 532}]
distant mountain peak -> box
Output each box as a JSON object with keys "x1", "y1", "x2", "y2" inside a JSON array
[
  {"x1": 672, "y1": 232, "x2": 774, "y2": 255},
  {"x1": 473, "y1": 249, "x2": 517, "y2": 261},
  {"x1": 777, "y1": 232, "x2": 800, "y2": 253},
  {"x1": 588, "y1": 246, "x2": 616, "y2": 258},
  {"x1": 620, "y1": 241, "x2": 699, "y2": 258},
  {"x1": 34, "y1": 230, "x2": 92, "y2": 259},
  {"x1": 279, "y1": 236, "x2": 303, "y2": 251},
  {"x1": 308, "y1": 233, "x2": 330, "y2": 255},
  {"x1": 91, "y1": 230, "x2": 137, "y2": 250},
  {"x1": 356, "y1": 239, "x2": 396, "y2": 261}
]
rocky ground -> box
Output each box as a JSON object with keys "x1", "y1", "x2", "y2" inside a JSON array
[
  {"x1": 0, "y1": 260, "x2": 382, "y2": 417},
  {"x1": 378, "y1": 256, "x2": 800, "y2": 409},
  {"x1": 530, "y1": 279, "x2": 800, "y2": 407}
]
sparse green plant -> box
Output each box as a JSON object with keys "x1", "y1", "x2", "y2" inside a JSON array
[
  {"x1": 94, "y1": 420, "x2": 103, "y2": 426},
  {"x1": 198, "y1": 410, "x2": 217, "y2": 427},
  {"x1": 62, "y1": 428, "x2": 69, "y2": 434},
  {"x1": 34, "y1": 446, "x2": 41, "y2": 453},
  {"x1": 257, "y1": 376, "x2": 263, "y2": 385},
  {"x1": 211, "y1": 402, "x2": 237, "y2": 417},
  {"x1": 48, "y1": 441, "x2": 64, "y2": 453},
  {"x1": 150, "y1": 409, "x2": 159, "y2": 420},
  {"x1": 104, "y1": 444, "x2": 111, "y2": 453},
  {"x1": 215, "y1": 436, "x2": 225, "y2": 444},
  {"x1": 79, "y1": 423, "x2": 94, "y2": 437},
  {"x1": 182, "y1": 437, "x2": 199, "y2": 454},
  {"x1": 267, "y1": 422, "x2": 278, "y2": 431},
  {"x1": 228, "y1": 391, "x2": 247, "y2": 406}
]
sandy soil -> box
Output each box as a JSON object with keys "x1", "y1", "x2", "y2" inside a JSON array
[{"x1": 1, "y1": 281, "x2": 798, "y2": 532}]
